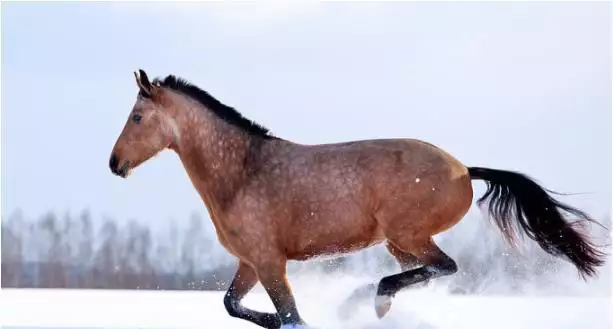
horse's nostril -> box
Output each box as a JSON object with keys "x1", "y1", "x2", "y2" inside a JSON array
[{"x1": 109, "y1": 154, "x2": 119, "y2": 172}]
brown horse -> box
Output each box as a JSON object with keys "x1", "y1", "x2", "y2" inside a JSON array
[{"x1": 109, "y1": 70, "x2": 605, "y2": 329}]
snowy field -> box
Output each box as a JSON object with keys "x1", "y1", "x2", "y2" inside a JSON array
[
  {"x1": 2, "y1": 274, "x2": 611, "y2": 329},
  {"x1": 3, "y1": 216, "x2": 611, "y2": 329}
]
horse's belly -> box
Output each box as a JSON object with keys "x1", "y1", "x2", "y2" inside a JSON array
[{"x1": 286, "y1": 219, "x2": 386, "y2": 261}]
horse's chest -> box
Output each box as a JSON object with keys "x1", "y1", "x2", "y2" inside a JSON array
[{"x1": 207, "y1": 217, "x2": 241, "y2": 257}]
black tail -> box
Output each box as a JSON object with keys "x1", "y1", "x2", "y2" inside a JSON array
[{"x1": 468, "y1": 167, "x2": 606, "y2": 279}]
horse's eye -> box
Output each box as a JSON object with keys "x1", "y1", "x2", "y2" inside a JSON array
[{"x1": 132, "y1": 114, "x2": 142, "y2": 124}]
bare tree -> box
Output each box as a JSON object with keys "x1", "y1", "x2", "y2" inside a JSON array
[
  {"x1": 93, "y1": 218, "x2": 120, "y2": 288},
  {"x1": 1, "y1": 211, "x2": 25, "y2": 287},
  {"x1": 77, "y1": 210, "x2": 94, "y2": 287}
]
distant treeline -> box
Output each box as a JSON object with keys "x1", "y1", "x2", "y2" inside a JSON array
[
  {"x1": 2, "y1": 209, "x2": 610, "y2": 294},
  {"x1": 0, "y1": 210, "x2": 349, "y2": 290}
]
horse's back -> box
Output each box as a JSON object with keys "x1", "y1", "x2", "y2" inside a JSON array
[
  {"x1": 300, "y1": 137, "x2": 468, "y2": 179},
  {"x1": 269, "y1": 137, "x2": 470, "y2": 209}
]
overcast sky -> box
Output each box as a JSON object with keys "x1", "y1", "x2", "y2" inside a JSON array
[{"x1": 1, "y1": 2, "x2": 610, "y2": 230}]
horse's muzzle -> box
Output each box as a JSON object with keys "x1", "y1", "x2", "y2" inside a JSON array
[{"x1": 109, "y1": 154, "x2": 129, "y2": 178}]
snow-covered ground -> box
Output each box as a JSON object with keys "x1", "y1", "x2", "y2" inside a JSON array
[
  {"x1": 2, "y1": 274, "x2": 611, "y2": 329},
  {"x1": 2, "y1": 212, "x2": 611, "y2": 329}
]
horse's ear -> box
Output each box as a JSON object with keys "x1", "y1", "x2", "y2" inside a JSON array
[{"x1": 134, "y1": 69, "x2": 152, "y2": 97}]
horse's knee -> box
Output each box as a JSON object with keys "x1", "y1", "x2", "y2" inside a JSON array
[
  {"x1": 223, "y1": 291, "x2": 240, "y2": 318},
  {"x1": 426, "y1": 255, "x2": 458, "y2": 276},
  {"x1": 443, "y1": 258, "x2": 458, "y2": 275}
]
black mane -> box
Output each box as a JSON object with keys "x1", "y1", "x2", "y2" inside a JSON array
[{"x1": 154, "y1": 75, "x2": 274, "y2": 138}]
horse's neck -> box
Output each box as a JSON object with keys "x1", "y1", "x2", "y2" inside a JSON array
[{"x1": 173, "y1": 106, "x2": 259, "y2": 216}]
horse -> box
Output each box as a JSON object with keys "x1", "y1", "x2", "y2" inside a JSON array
[{"x1": 109, "y1": 69, "x2": 606, "y2": 329}]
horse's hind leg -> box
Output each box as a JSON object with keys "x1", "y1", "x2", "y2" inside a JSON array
[
  {"x1": 386, "y1": 242, "x2": 432, "y2": 289},
  {"x1": 386, "y1": 242, "x2": 423, "y2": 272},
  {"x1": 224, "y1": 261, "x2": 281, "y2": 329},
  {"x1": 375, "y1": 238, "x2": 457, "y2": 318},
  {"x1": 341, "y1": 243, "x2": 422, "y2": 303},
  {"x1": 337, "y1": 242, "x2": 424, "y2": 319}
]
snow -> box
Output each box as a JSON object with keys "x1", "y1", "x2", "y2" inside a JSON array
[{"x1": 1, "y1": 275, "x2": 611, "y2": 329}]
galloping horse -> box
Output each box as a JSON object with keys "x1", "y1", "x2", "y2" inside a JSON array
[{"x1": 109, "y1": 70, "x2": 605, "y2": 329}]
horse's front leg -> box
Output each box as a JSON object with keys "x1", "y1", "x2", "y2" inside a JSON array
[
  {"x1": 224, "y1": 261, "x2": 281, "y2": 329},
  {"x1": 255, "y1": 257, "x2": 309, "y2": 329}
]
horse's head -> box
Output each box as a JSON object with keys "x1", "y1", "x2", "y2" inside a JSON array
[{"x1": 109, "y1": 69, "x2": 179, "y2": 178}]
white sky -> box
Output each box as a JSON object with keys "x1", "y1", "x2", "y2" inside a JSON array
[{"x1": 1, "y1": 2, "x2": 610, "y2": 230}]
